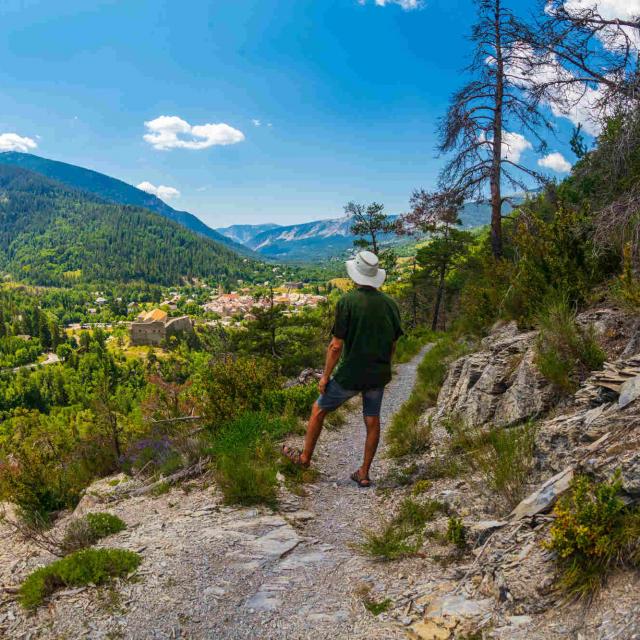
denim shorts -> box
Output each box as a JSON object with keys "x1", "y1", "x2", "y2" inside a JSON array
[{"x1": 316, "y1": 379, "x2": 385, "y2": 417}]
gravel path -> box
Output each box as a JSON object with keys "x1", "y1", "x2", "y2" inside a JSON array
[{"x1": 0, "y1": 346, "x2": 433, "y2": 640}]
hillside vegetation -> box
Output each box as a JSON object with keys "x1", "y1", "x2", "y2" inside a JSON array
[
  {"x1": 0, "y1": 165, "x2": 257, "y2": 286},
  {"x1": 0, "y1": 151, "x2": 251, "y2": 255}
]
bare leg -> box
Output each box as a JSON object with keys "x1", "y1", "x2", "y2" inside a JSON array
[
  {"x1": 359, "y1": 415, "x2": 381, "y2": 479},
  {"x1": 300, "y1": 401, "x2": 328, "y2": 465}
]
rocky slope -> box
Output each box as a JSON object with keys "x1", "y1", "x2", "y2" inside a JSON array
[{"x1": 403, "y1": 309, "x2": 640, "y2": 640}]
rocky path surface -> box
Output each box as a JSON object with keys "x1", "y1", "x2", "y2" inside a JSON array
[{"x1": 1, "y1": 346, "x2": 434, "y2": 640}]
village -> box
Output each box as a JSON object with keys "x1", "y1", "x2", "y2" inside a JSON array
[{"x1": 60, "y1": 285, "x2": 328, "y2": 347}]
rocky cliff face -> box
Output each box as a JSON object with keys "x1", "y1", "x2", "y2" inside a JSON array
[{"x1": 433, "y1": 321, "x2": 554, "y2": 428}]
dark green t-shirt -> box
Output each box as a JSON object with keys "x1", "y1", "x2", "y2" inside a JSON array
[{"x1": 332, "y1": 287, "x2": 403, "y2": 391}]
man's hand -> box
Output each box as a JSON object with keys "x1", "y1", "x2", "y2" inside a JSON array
[{"x1": 319, "y1": 374, "x2": 329, "y2": 395}]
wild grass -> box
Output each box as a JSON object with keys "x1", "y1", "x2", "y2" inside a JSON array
[
  {"x1": 445, "y1": 416, "x2": 538, "y2": 511},
  {"x1": 393, "y1": 327, "x2": 436, "y2": 364},
  {"x1": 445, "y1": 516, "x2": 467, "y2": 549},
  {"x1": 386, "y1": 335, "x2": 467, "y2": 458},
  {"x1": 19, "y1": 548, "x2": 141, "y2": 609},
  {"x1": 545, "y1": 473, "x2": 640, "y2": 600},
  {"x1": 358, "y1": 497, "x2": 448, "y2": 561},
  {"x1": 535, "y1": 297, "x2": 605, "y2": 394}
]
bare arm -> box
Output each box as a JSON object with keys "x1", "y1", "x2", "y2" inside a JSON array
[{"x1": 319, "y1": 337, "x2": 344, "y2": 394}]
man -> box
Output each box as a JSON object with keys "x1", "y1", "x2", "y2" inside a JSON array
[{"x1": 282, "y1": 250, "x2": 403, "y2": 487}]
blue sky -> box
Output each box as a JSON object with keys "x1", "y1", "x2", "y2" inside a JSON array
[{"x1": 0, "y1": 0, "x2": 580, "y2": 227}]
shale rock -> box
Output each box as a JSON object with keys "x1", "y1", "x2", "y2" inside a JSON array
[{"x1": 434, "y1": 322, "x2": 554, "y2": 428}]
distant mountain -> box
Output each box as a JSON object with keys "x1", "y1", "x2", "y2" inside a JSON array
[
  {"x1": 0, "y1": 152, "x2": 253, "y2": 256},
  {"x1": 0, "y1": 165, "x2": 258, "y2": 286},
  {"x1": 216, "y1": 199, "x2": 522, "y2": 262},
  {"x1": 217, "y1": 223, "x2": 282, "y2": 246}
]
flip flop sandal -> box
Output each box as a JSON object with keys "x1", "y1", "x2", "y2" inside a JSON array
[
  {"x1": 350, "y1": 470, "x2": 372, "y2": 488},
  {"x1": 281, "y1": 445, "x2": 310, "y2": 468}
]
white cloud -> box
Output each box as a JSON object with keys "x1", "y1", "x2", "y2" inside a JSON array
[
  {"x1": 501, "y1": 131, "x2": 533, "y2": 162},
  {"x1": 358, "y1": 0, "x2": 424, "y2": 10},
  {"x1": 251, "y1": 119, "x2": 262, "y2": 127},
  {"x1": 136, "y1": 181, "x2": 181, "y2": 201},
  {"x1": 143, "y1": 115, "x2": 245, "y2": 150},
  {"x1": 538, "y1": 151, "x2": 572, "y2": 172},
  {"x1": 0, "y1": 133, "x2": 38, "y2": 152},
  {"x1": 563, "y1": 0, "x2": 640, "y2": 19},
  {"x1": 479, "y1": 130, "x2": 533, "y2": 162}
]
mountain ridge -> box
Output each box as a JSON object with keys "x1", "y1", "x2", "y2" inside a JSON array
[
  {"x1": 216, "y1": 199, "x2": 520, "y2": 261},
  {"x1": 0, "y1": 151, "x2": 253, "y2": 256},
  {"x1": 0, "y1": 164, "x2": 258, "y2": 286}
]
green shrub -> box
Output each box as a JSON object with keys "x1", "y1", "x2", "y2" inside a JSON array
[
  {"x1": 260, "y1": 383, "x2": 318, "y2": 419},
  {"x1": 208, "y1": 411, "x2": 297, "y2": 507},
  {"x1": 386, "y1": 336, "x2": 467, "y2": 458},
  {"x1": 359, "y1": 522, "x2": 422, "y2": 561},
  {"x1": 545, "y1": 473, "x2": 640, "y2": 599},
  {"x1": 445, "y1": 516, "x2": 467, "y2": 549},
  {"x1": 412, "y1": 479, "x2": 431, "y2": 496},
  {"x1": 60, "y1": 512, "x2": 126, "y2": 554},
  {"x1": 363, "y1": 596, "x2": 392, "y2": 615},
  {"x1": 447, "y1": 417, "x2": 538, "y2": 511},
  {"x1": 535, "y1": 298, "x2": 605, "y2": 393},
  {"x1": 19, "y1": 548, "x2": 141, "y2": 609},
  {"x1": 215, "y1": 441, "x2": 279, "y2": 507},
  {"x1": 477, "y1": 422, "x2": 537, "y2": 510},
  {"x1": 202, "y1": 355, "x2": 281, "y2": 428}
]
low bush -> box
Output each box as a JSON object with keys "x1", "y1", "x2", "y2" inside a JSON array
[
  {"x1": 60, "y1": 512, "x2": 126, "y2": 554},
  {"x1": 386, "y1": 336, "x2": 467, "y2": 458},
  {"x1": 201, "y1": 355, "x2": 281, "y2": 428},
  {"x1": 19, "y1": 548, "x2": 141, "y2": 609},
  {"x1": 260, "y1": 383, "x2": 318, "y2": 419},
  {"x1": 545, "y1": 473, "x2": 640, "y2": 599},
  {"x1": 362, "y1": 596, "x2": 392, "y2": 615},
  {"x1": 535, "y1": 298, "x2": 605, "y2": 394}
]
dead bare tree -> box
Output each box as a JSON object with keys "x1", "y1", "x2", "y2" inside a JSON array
[
  {"x1": 439, "y1": 0, "x2": 551, "y2": 259},
  {"x1": 517, "y1": 1, "x2": 640, "y2": 120}
]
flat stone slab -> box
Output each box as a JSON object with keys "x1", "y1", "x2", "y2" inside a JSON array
[
  {"x1": 510, "y1": 467, "x2": 574, "y2": 520},
  {"x1": 619, "y1": 376, "x2": 640, "y2": 409},
  {"x1": 426, "y1": 594, "x2": 493, "y2": 619},
  {"x1": 245, "y1": 525, "x2": 302, "y2": 558}
]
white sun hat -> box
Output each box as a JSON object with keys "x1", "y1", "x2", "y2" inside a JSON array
[{"x1": 346, "y1": 250, "x2": 386, "y2": 289}]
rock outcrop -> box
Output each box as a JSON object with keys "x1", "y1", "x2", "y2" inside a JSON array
[{"x1": 434, "y1": 321, "x2": 554, "y2": 428}]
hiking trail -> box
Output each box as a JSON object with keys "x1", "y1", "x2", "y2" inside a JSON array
[{"x1": 1, "y1": 346, "x2": 436, "y2": 640}]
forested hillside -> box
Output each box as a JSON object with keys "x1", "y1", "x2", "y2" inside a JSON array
[
  {"x1": 0, "y1": 165, "x2": 257, "y2": 286},
  {"x1": 0, "y1": 152, "x2": 252, "y2": 255}
]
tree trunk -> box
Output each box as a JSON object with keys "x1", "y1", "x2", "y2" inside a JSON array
[
  {"x1": 432, "y1": 263, "x2": 447, "y2": 331},
  {"x1": 371, "y1": 230, "x2": 379, "y2": 255},
  {"x1": 490, "y1": 0, "x2": 504, "y2": 259}
]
